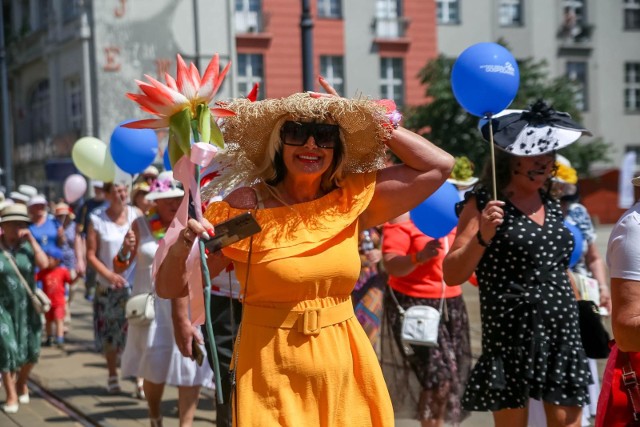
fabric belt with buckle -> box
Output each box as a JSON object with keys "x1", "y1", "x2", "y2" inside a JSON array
[{"x1": 242, "y1": 299, "x2": 354, "y2": 336}]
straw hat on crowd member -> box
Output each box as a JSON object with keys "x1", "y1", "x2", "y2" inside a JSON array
[
  {"x1": 54, "y1": 202, "x2": 75, "y2": 220},
  {"x1": 633, "y1": 175, "x2": 640, "y2": 186},
  {"x1": 9, "y1": 192, "x2": 29, "y2": 204},
  {"x1": 131, "y1": 182, "x2": 152, "y2": 213},
  {"x1": 139, "y1": 165, "x2": 160, "y2": 186},
  {"x1": 0, "y1": 204, "x2": 32, "y2": 224},
  {"x1": 131, "y1": 182, "x2": 151, "y2": 200},
  {"x1": 142, "y1": 165, "x2": 159, "y2": 179},
  {"x1": 18, "y1": 185, "x2": 37, "y2": 199},
  {"x1": 205, "y1": 92, "x2": 393, "y2": 197}
]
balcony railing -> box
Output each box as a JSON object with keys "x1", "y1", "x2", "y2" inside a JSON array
[
  {"x1": 557, "y1": 22, "x2": 594, "y2": 48},
  {"x1": 235, "y1": 10, "x2": 267, "y2": 34},
  {"x1": 373, "y1": 16, "x2": 409, "y2": 39}
]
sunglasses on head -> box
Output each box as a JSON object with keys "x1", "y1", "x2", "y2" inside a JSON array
[{"x1": 280, "y1": 121, "x2": 340, "y2": 149}]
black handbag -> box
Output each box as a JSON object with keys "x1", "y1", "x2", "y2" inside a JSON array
[{"x1": 577, "y1": 300, "x2": 610, "y2": 359}]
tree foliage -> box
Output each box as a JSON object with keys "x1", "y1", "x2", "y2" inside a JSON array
[{"x1": 404, "y1": 49, "x2": 610, "y2": 176}]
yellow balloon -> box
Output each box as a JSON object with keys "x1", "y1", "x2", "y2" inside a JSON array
[{"x1": 71, "y1": 137, "x2": 116, "y2": 182}]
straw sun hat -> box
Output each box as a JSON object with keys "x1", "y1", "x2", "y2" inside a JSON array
[
  {"x1": 0, "y1": 204, "x2": 31, "y2": 224},
  {"x1": 219, "y1": 93, "x2": 393, "y2": 177}
]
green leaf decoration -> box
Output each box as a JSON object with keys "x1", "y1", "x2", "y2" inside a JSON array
[
  {"x1": 169, "y1": 108, "x2": 192, "y2": 161},
  {"x1": 197, "y1": 104, "x2": 211, "y2": 143},
  {"x1": 210, "y1": 117, "x2": 225, "y2": 149},
  {"x1": 167, "y1": 133, "x2": 184, "y2": 167}
]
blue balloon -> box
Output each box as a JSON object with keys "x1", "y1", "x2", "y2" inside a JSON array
[
  {"x1": 410, "y1": 182, "x2": 460, "y2": 239},
  {"x1": 109, "y1": 120, "x2": 159, "y2": 174},
  {"x1": 163, "y1": 149, "x2": 172, "y2": 171},
  {"x1": 451, "y1": 42, "x2": 520, "y2": 117},
  {"x1": 564, "y1": 221, "x2": 584, "y2": 268}
]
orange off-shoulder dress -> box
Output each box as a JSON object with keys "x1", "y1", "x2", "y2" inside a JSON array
[{"x1": 204, "y1": 172, "x2": 393, "y2": 427}]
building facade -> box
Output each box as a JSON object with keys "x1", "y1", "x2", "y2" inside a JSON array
[
  {"x1": 435, "y1": 0, "x2": 640, "y2": 169},
  {"x1": 1, "y1": 0, "x2": 438, "y2": 194}
]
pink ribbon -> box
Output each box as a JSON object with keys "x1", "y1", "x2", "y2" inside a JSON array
[{"x1": 152, "y1": 142, "x2": 218, "y2": 326}]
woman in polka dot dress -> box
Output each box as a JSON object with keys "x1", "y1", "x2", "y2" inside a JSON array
[{"x1": 443, "y1": 149, "x2": 590, "y2": 427}]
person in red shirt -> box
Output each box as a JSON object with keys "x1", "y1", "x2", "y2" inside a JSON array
[
  {"x1": 37, "y1": 246, "x2": 78, "y2": 348},
  {"x1": 382, "y1": 214, "x2": 471, "y2": 427}
]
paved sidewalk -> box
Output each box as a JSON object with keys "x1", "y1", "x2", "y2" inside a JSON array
[{"x1": 2, "y1": 289, "x2": 217, "y2": 427}]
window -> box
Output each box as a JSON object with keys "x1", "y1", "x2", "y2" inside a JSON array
[
  {"x1": 375, "y1": 0, "x2": 404, "y2": 37},
  {"x1": 35, "y1": 0, "x2": 49, "y2": 30},
  {"x1": 28, "y1": 80, "x2": 51, "y2": 142},
  {"x1": 235, "y1": 0, "x2": 261, "y2": 33},
  {"x1": 437, "y1": 0, "x2": 460, "y2": 25},
  {"x1": 62, "y1": 0, "x2": 81, "y2": 21},
  {"x1": 318, "y1": 0, "x2": 341, "y2": 18},
  {"x1": 625, "y1": 0, "x2": 640, "y2": 30},
  {"x1": 559, "y1": 0, "x2": 592, "y2": 41},
  {"x1": 65, "y1": 78, "x2": 83, "y2": 131},
  {"x1": 562, "y1": 0, "x2": 586, "y2": 25},
  {"x1": 379, "y1": 58, "x2": 404, "y2": 106},
  {"x1": 237, "y1": 54, "x2": 264, "y2": 99},
  {"x1": 499, "y1": 0, "x2": 523, "y2": 26},
  {"x1": 566, "y1": 62, "x2": 588, "y2": 111},
  {"x1": 320, "y1": 56, "x2": 344, "y2": 95},
  {"x1": 625, "y1": 62, "x2": 640, "y2": 112}
]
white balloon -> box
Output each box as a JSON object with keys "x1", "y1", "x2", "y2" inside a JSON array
[{"x1": 63, "y1": 174, "x2": 88, "y2": 203}]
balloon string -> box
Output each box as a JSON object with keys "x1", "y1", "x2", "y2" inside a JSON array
[{"x1": 488, "y1": 114, "x2": 498, "y2": 201}]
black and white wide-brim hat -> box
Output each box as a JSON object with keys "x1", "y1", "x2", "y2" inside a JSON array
[{"x1": 479, "y1": 100, "x2": 591, "y2": 156}]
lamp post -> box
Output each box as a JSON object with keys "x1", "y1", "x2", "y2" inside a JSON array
[
  {"x1": 192, "y1": 0, "x2": 201, "y2": 70},
  {"x1": 0, "y1": 4, "x2": 13, "y2": 193},
  {"x1": 300, "y1": 0, "x2": 314, "y2": 91}
]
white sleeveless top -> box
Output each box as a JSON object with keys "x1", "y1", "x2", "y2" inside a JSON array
[
  {"x1": 90, "y1": 206, "x2": 139, "y2": 288},
  {"x1": 131, "y1": 216, "x2": 157, "y2": 296}
]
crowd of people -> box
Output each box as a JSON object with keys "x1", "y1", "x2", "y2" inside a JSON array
[{"x1": 0, "y1": 79, "x2": 636, "y2": 427}]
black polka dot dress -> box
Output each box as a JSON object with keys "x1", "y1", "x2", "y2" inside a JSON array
[{"x1": 458, "y1": 188, "x2": 591, "y2": 411}]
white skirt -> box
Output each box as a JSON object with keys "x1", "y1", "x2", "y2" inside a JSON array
[{"x1": 120, "y1": 295, "x2": 214, "y2": 388}]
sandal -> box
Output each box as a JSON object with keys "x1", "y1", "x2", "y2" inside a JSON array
[
  {"x1": 150, "y1": 416, "x2": 163, "y2": 427},
  {"x1": 106, "y1": 376, "x2": 121, "y2": 394}
]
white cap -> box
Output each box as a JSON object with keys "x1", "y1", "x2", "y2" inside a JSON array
[
  {"x1": 27, "y1": 195, "x2": 47, "y2": 207},
  {"x1": 90, "y1": 180, "x2": 104, "y2": 189}
]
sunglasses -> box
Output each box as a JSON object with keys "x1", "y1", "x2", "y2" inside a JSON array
[{"x1": 280, "y1": 121, "x2": 340, "y2": 149}]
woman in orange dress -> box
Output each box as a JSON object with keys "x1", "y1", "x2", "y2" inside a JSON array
[{"x1": 157, "y1": 82, "x2": 454, "y2": 426}]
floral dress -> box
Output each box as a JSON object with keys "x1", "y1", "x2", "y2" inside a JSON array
[
  {"x1": 0, "y1": 243, "x2": 42, "y2": 372},
  {"x1": 458, "y1": 188, "x2": 590, "y2": 411}
]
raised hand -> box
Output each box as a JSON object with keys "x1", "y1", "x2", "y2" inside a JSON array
[{"x1": 479, "y1": 200, "x2": 505, "y2": 242}]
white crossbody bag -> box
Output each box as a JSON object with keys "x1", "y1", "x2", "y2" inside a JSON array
[
  {"x1": 388, "y1": 282, "x2": 445, "y2": 348},
  {"x1": 388, "y1": 237, "x2": 448, "y2": 348}
]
